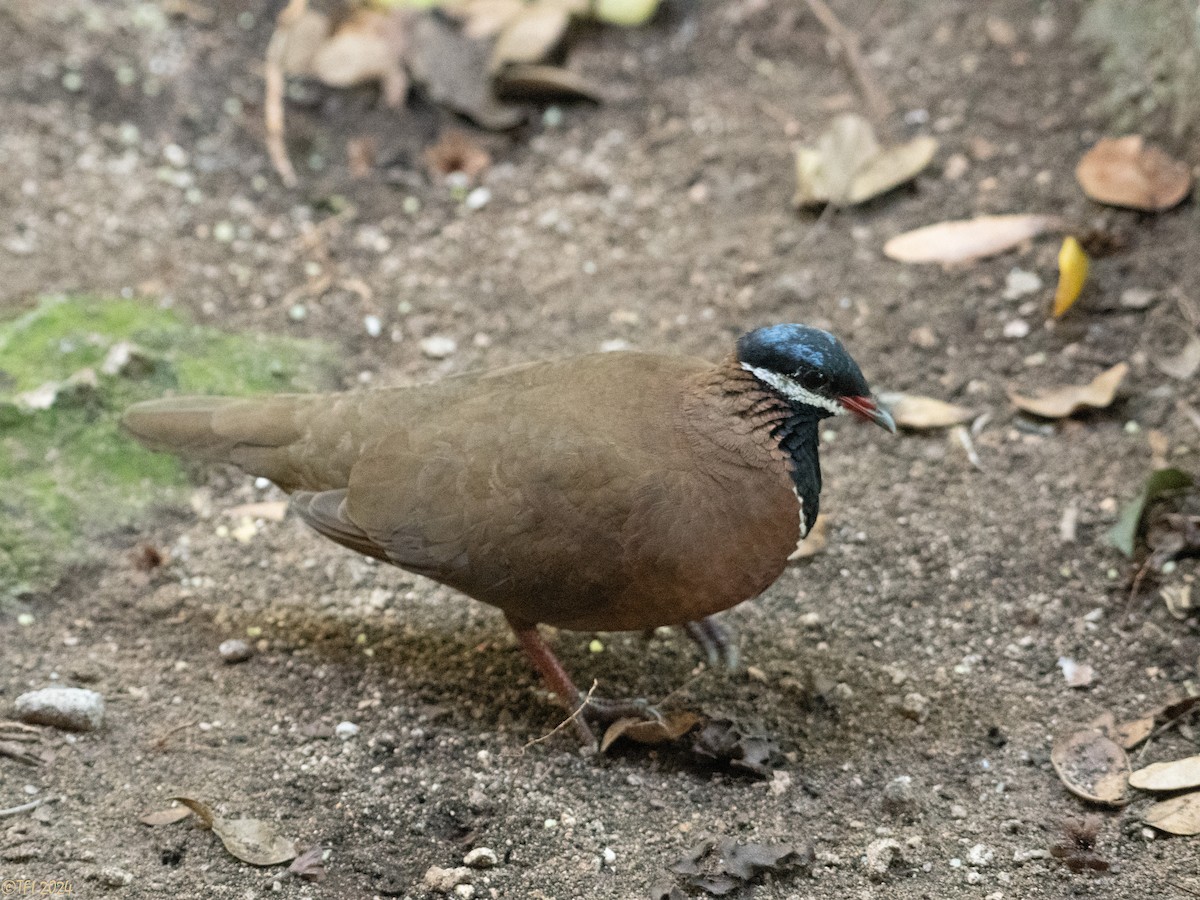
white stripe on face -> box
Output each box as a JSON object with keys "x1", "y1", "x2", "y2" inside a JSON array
[{"x1": 741, "y1": 363, "x2": 846, "y2": 416}]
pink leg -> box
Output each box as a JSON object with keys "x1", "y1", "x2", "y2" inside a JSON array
[{"x1": 507, "y1": 618, "x2": 595, "y2": 744}]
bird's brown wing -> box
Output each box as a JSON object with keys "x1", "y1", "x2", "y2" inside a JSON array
[{"x1": 290, "y1": 489, "x2": 392, "y2": 563}]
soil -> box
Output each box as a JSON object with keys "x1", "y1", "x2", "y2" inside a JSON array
[{"x1": 3, "y1": 0, "x2": 1200, "y2": 897}]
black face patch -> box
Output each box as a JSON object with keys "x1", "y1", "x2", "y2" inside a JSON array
[{"x1": 736, "y1": 324, "x2": 871, "y2": 401}]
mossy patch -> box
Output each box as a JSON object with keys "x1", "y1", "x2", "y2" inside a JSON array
[{"x1": 0, "y1": 295, "x2": 337, "y2": 599}]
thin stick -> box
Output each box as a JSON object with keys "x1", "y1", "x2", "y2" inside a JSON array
[
  {"x1": 263, "y1": 0, "x2": 308, "y2": 187},
  {"x1": 802, "y1": 0, "x2": 892, "y2": 125},
  {"x1": 521, "y1": 681, "x2": 599, "y2": 752},
  {"x1": 0, "y1": 796, "x2": 55, "y2": 819}
]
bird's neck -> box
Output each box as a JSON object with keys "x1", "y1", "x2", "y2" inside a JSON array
[{"x1": 683, "y1": 358, "x2": 823, "y2": 534}]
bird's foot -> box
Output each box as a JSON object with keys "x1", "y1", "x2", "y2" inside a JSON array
[{"x1": 682, "y1": 616, "x2": 740, "y2": 670}]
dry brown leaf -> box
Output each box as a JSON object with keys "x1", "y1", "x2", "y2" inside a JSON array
[
  {"x1": 490, "y1": 5, "x2": 570, "y2": 72},
  {"x1": 171, "y1": 795, "x2": 298, "y2": 866},
  {"x1": 599, "y1": 711, "x2": 701, "y2": 752},
  {"x1": 793, "y1": 114, "x2": 936, "y2": 207},
  {"x1": 312, "y1": 9, "x2": 410, "y2": 108},
  {"x1": 447, "y1": 0, "x2": 525, "y2": 40},
  {"x1": 494, "y1": 64, "x2": 605, "y2": 102},
  {"x1": 883, "y1": 214, "x2": 1061, "y2": 264},
  {"x1": 876, "y1": 393, "x2": 974, "y2": 429},
  {"x1": 1144, "y1": 792, "x2": 1200, "y2": 835},
  {"x1": 224, "y1": 501, "x2": 288, "y2": 522},
  {"x1": 1076, "y1": 136, "x2": 1193, "y2": 212},
  {"x1": 139, "y1": 805, "x2": 193, "y2": 826},
  {"x1": 408, "y1": 14, "x2": 525, "y2": 130},
  {"x1": 1111, "y1": 716, "x2": 1155, "y2": 750},
  {"x1": 1050, "y1": 730, "x2": 1131, "y2": 806},
  {"x1": 273, "y1": 9, "x2": 332, "y2": 75},
  {"x1": 1008, "y1": 362, "x2": 1127, "y2": 419},
  {"x1": 788, "y1": 513, "x2": 828, "y2": 560},
  {"x1": 1155, "y1": 335, "x2": 1200, "y2": 381},
  {"x1": 1130, "y1": 755, "x2": 1200, "y2": 792}
]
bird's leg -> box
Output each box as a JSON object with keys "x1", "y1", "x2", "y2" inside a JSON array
[
  {"x1": 507, "y1": 618, "x2": 659, "y2": 744},
  {"x1": 682, "y1": 616, "x2": 740, "y2": 671},
  {"x1": 508, "y1": 619, "x2": 596, "y2": 744}
]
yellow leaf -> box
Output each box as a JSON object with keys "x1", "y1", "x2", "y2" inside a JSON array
[{"x1": 1052, "y1": 236, "x2": 1089, "y2": 318}]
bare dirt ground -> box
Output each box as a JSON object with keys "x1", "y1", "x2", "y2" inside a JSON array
[{"x1": 3, "y1": 0, "x2": 1200, "y2": 897}]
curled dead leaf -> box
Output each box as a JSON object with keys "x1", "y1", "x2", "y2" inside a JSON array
[
  {"x1": 139, "y1": 805, "x2": 193, "y2": 826},
  {"x1": 312, "y1": 9, "x2": 411, "y2": 108},
  {"x1": 1144, "y1": 792, "x2": 1200, "y2": 836},
  {"x1": 494, "y1": 64, "x2": 605, "y2": 102},
  {"x1": 1052, "y1": 236, "x2": 1089, "y2": 319},
  {"x1": 876, "y1": 393, "x2": 974, "y2": 429},
  {"x1": 599, "y1": 711, "x2": 701, "y2": 752},
  {"x1": 1112, "y1": 715, "x2": 1154, "y2": 750},
  {"x1": 1155, "y1": 334, "x2": 1200, "y2": 382},
  {"x1": 884, "y1": 214, "x2": 1061, "y2": 264},
  {"x1": 1130, "y1": 755, "x2": 1200, "y2": 792},
  {"x1": 1076, "y1": 136, "x2": 1193, "y2": 212},
  {"x1": 1050, "y1": 729, "x2": 1130, "y2": 806},
  {"x1": 793, "y1": 114, "x2": 936, "y2": 207},
  {"x1": 1008, "y1": 362, "x2": 1127, "y2": 419},
  {"x1": 490, "y1": 5, "x2": 570, "y2": 72},
  {"x1": 170, "y1": 795, "x2": 298, "y2": 866}
]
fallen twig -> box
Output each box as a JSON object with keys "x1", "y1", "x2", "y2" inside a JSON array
[
  {"x1": 521, "y1": 680, "x2": 599, "y2": 751},
  {"x1": 0, "y1": 796, "x2": 57, "y2": 819},
  {"x1": 802, "y1": 0, "x2": 892, "y2": 125},
  {"x1": 264, "y1": 0, "x2": 309, "y2": 186}
]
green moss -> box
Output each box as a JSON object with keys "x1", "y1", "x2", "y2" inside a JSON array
[{"x1": 0, "y1": 295, "x2": 337, "y2": 600}]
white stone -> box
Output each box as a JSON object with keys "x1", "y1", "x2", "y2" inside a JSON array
[
  {"x1": 334, "y1": 721, "x2": 359, "y2": 740},
  {"x1": 16, "y1": 687, "x2": 105, "y2": 731},
  {"x1": 463, "y1": 847, "x2": 497, "y2": 869}
]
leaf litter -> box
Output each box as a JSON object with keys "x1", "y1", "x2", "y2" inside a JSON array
[
  {"x1": 160, "y1": 795, "x2": 299, "y2": 866},
  {"x1": 1008, "y1": 362, "x2": 1127, "y2": 420},
  {"x1": 884, "y1": 214, "x2": 1062, "y2": 264},
  {"x1": 1052, "y1": 236, "x2": 1089, "y2": 318},
  {"x1": 1106, "y1": 467, "x2": 1193, "y2": 557},
  {"x1": 1050, "y1": 729, "x2": 1131, "y2": 806},
  {"x1": 876, "y1": 392, "x2": 975, "y2": 430},
  {"x1": 1076, "y1": 136, "x2": 1193, "y2": 212},
  {"x1": 667, "y1": 838, "x2": 814, "y2": 896},
  {"x1": 792, "y1": 114, "x2": 937, "y2": 208}
]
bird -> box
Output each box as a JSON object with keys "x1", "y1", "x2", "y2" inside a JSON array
[{"x1": 122, "y1": 324, "x2": 894, "y2": 742}]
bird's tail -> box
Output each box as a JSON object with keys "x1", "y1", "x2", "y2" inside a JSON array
[{"x1": 121, "y1": 394, "x2": 344, "y2": 491}]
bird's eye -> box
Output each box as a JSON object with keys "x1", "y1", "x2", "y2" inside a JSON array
[{"x1": 799, "y1": 369, "x2": 827, "y2": 392}]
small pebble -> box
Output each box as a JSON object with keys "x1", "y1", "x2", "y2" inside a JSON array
[
  {"x1": 465, "y1": 187, "x2": 491, "y2": 211},
  {"x1": 967, "y1": 844, "x2": 994, "y2": 867},
  {"x1": 463, "y1": 847, "x2": 498, "y2": 869},
  {"x1": 218, "y1": 639, "x2": 253, "y2": 664},
  {"x1": 864, "y1": 838, "x2": 903, "y2": 880},
  {"x1": 97, "y1": 866, "x2": 133, "y2": 887},
  {"x1": 881, "y1": 775, "x2": 919, "y2": 818},
  {"x1": 364, "y1": 315, "x2": 383, "y2": 338},
  {"x1": 898, "y1": 692, "x2": 929, "y2": 723},
  {"x1": 335, "y1": 721, "x2": 360, "y2": 741},
  {"x1": 1002, "y1": 268, "x2": 1042, "y2": 300},
  {"x1": 16, "y1": 687, "x2": 105, "y2": 731},
  {"x1": 422, "y1": 865, "x2": 472, "y2": 893},
  {"x1": 420, "y1": 336, "x2": 457, "y2": 359},
  {"x1": 455, "y1": 886, "x2": 475, "y2": 900},
  {"x1": 460, "y1": 849, "x2": 494, "y2": 868},
  {"x1": 1002, "y1": 319, "x2": 1030, "y2": 339}
]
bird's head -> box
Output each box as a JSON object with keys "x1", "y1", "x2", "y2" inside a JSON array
[{"x1": 737, "y1": 324, "x2": 895, "y2": 432}]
